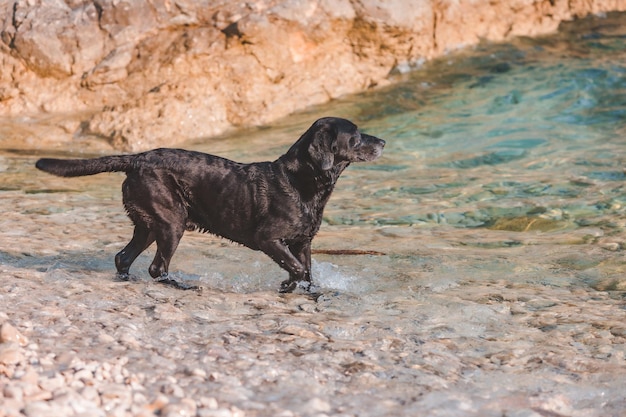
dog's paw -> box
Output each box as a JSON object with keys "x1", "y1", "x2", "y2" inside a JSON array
[
  {"x1": 279, "y1": 280, "x2": 298, "y2": 293},
  {"x1": 279, "y1": 279, "x2": 314, "y2": 294},
  {"x1": 115, "y1": 272, "x2": 131, "y2": 282}
]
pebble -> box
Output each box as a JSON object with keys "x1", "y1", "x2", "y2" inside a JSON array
[
  {"x1": 23, "y1": 401, "x2": 73, "y2": 417},
  {"x1": 501, "y1": 410, "x2": 542, "y2": 417},
  {"x1": 81, "y1": 385, "x2": 102, "y2": 405},
  {"x1": 0, "y1": 322, "x2": 29, "y2": 346},
  {"x1": 0, "y1": 342, "x2": 23, "y2": 365},
  {"x1": 279, "y1": 325, "x2": 326, "y2": 340},
  {"x1": 198, "y1": 409, "x2": 235, "y2": 417},
  {"x1": 98, "y1": 332, "x2": 116, "y2": 344},
  {"x1": 184, "y1": 366, "x2": 208, "y2": 379},
  {"x1": 99, "y1": 382, "x2": 132, "y2": 403},
  {"x1": 199, "y1": 397, "x2": 219, "y2": 410},
  {"x1": 161, "y1": 398, "x2": 197, "y2": 417},
  {"x1": 599, "y1": 241, "x2": 621, "y2": 251},
  {"x1": 3, "y1": 384, "x2": 23, "y2": 401},
  {"x1": 302, "y1": 398, "x2": 332, "y2": 414},
  {"x1": 192, "y1": 310, "x2": 214, "y2": 323},
  {"x1": 154, "y1": 303, "x2": 189, "y2": 322},
  {"x1": 609, "y1": 327, "x2": 626, "y2": 337}
]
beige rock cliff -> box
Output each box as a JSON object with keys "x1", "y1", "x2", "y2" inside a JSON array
[{"x1": 1, "y1": 0, "x2": 625, "y2": 150}]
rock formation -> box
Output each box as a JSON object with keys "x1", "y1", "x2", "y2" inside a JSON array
[{"x1": 1, "y1": 0, "x2": 625, "y2": 150}]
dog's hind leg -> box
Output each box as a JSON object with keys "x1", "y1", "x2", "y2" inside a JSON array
[
  {"x1": 115, "y1": 225, "x2": 155, "y2": 278},
  {"x1": 149, "y1": 221, "x2": 200, "y2": 290},
  {"x1": 148, "y1": 221, "x2": 185, "y2": 280}
]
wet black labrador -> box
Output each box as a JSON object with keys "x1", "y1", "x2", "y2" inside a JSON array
[{"x1": 36, "y1": 117, "x2": 385, "y2": 292}]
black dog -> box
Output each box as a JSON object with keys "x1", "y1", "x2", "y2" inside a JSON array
[{"x1": 36, "y1": 117, "x2": 385, "y2": 292}]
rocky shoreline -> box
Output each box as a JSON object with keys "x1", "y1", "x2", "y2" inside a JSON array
[
  {"x1": 2, "y1": 255, "x2": 626, "y2": 417},
  {"x1": 2, "y1": 0, "x2": 626, "y2": 151}
]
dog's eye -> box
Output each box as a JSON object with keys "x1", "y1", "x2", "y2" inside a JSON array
[
  {"x1": 349, "y1": 137, "x2": 359, "y2": 147},
  {"x1": 331, "y1": 143, "x2": 338, "y2": 152}
]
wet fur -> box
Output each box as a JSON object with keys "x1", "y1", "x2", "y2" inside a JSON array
[{"x1": 35, "y1": 117, "x2": 385, "y2": 292}]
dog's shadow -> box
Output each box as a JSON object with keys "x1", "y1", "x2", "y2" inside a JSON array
[
  {"x1": 0, "y1": 249, "x2": 174, "y2": 285},
  {"x1": 1, "y1": 249, "x2": 268, "y2": 293},
  {"x1": 1, "y1": 249, "x2": 355, "y2": 298}
]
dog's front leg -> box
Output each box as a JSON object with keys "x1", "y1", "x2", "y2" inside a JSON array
[
  {"x1": 289, "y1": 240, "x2": 312, "y2": 285},
  {"x1": 257, "y1": 240, "x2": 308, "y2": 293}
]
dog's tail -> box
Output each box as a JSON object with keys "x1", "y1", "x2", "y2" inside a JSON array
[{"x1": 35, "y1": 155, "x2": 135, "y2": 177}]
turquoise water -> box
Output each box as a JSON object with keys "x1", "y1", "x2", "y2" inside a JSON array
[{"x1": 293, "y1": 14, "x2": 626, "y2": 231}]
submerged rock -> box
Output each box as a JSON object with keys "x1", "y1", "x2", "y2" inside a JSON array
[
  {"x1": 1, "y1": 1, "x2": 625, "y2": 150},
  {"x1": 488, "y1": 216, "x2": 570, "y2": 232}
]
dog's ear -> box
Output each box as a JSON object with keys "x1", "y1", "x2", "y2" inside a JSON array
[{"x1": 308, "y1": 123, "x2": 336, "y2": 171}]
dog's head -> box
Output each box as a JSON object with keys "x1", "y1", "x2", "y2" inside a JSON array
[{"x1": 307, "y1": 117, "x2": 385, "y2": 171}]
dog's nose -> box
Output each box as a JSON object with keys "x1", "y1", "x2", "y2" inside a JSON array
[{"x1": 380, "y1": 139, "x2": 386, "y2": 147}]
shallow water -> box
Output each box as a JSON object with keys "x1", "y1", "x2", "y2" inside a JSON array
[{"x1": 1, "y1": 11, "x2": 626, "y2": 417}]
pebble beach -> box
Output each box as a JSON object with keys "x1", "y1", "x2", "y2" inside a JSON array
[{"x1": 1, "y1": 211, "x2": 625, "y2": 416}]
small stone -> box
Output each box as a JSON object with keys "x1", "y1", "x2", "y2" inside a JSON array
[
  {"x1": 154, "y1": 303, "x2": 188, "y2": 321},
  {"x1": 106, "y1": 404, "x2": 129, "y2": 417},
  {"x1": 599, "y1": 242, "x2": 621, "y2": 251},
  {"x1": 19, "y1": 368, "x2": 39, "y2": 384},
  {"x1": 97, "y1": 332, "x2": 116, "y2": 343},
  {"x1": 197, "y1": 409, "x2": 233, "y2": 417},
  {"x1": 21, "y1": 381, "x2": 48, "y2": 400},
  {"x1": 610, "y1": 327, "x2": 626, "y2": 337},
  {"x1": 133, "y1": 409, "x2": 158, "y2": 417},
  {"x1": 39, "y1": 373, "x2": 66, "y2": 392},
  {"x1": 526, "y1": 299, "x2": 557, "y2": 310},
  {"x1": 180, "y1": 398, "x2": 197, "y2": 412},
  {"x1": 161, "y1": 398, "x2": 197, "y2": 417},
  {"x1": 74, "y1": 367, "x2": 95, "y2": 382},
  {"x1": 55, "y1": 351, "x2": 77, "y2": 366},
  {"x1": 81, "y1": 385, "x2": 101, "y2": 405},
  {"x1": 303, "y1": 398, "x2": 331, "y2": 413},
  {"x1": 185, "y1": 366, "x2": 207, "y2": 379},
  {"x1": 505, "y1": 410, "x2": 543, "y2": 417},
  {"x1": 299, "y1": 302, "x2": 317, "y2": 313},
  {"x1": 0, "y1": 342, "x2": 23, "y2": 365},
  {"x1": 0, "y1": 398, "x2": 23, "y2": 417},
  {"x1": 144, "y1": 394, "x2": 170, "y2": 413},
  {"x1": 199, "y1": 397, "x2": 219, "y2": 410},
  {"x1": 3, "y1": 384, "x2": 24, "y2": 401},
  {"x1": 531, "y1": 394, "x2": 573, "y2": 416},
  {"x1": 23, "y1": 401, "x2": 73, "y2": 417},
  {"x1": 145, "y1": 289, "x2": 171, "y2": 303},
  {"x1": 231, "y1": 406, "x2": 245, "y2": 417},
  {"x1": 99, "y1": 383, "x2": 132, "y2": 403},
  {"x1": 0, "y1": 322, "x2": 29, "y2": 346},
  {"x1": 119, "y1": 333, "x2": 141, "y2": 349},
  {"x1": 192, "y1": 311, "x2": 214, "y2": 323},
  {"x1": 279, "y1": 325, "x2": 326, "y2": 340},
  {"x1": 160, "y1": 381, "x2": 185, "y2": 398}
]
